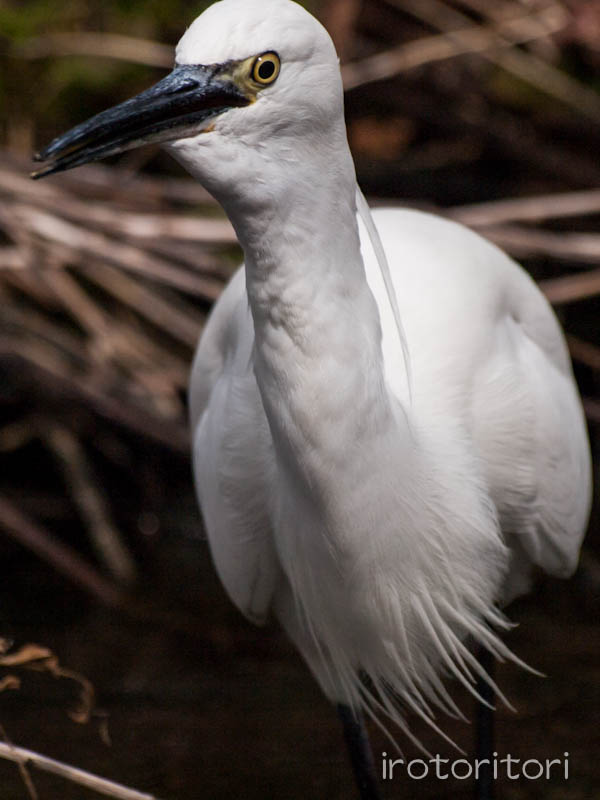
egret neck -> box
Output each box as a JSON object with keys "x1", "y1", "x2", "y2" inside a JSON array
[{"x1": 171, "y1": 122, "x2": 402, "y2": 509}]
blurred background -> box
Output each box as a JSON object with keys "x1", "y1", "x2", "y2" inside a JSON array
[{"x1": 0, "y1": 0, "x2": 599, "y2": 798}]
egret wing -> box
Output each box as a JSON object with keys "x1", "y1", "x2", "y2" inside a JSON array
[
  {"x1": 469, "y1": 260, "x2": 591, "y2": 599},
  {"x1": 361, "y1": 208, "x2": 591, "y2": 601},
  {"x1": 190, "y1": 268, "x2": 280, "y2": 624}
]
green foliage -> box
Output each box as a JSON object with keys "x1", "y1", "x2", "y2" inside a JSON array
[
  {"x1": 0, "y1": 0, "x2": 216, "y2": 155},
  {"x1": 0, "y1": 0, "x2": 81, "y2": 42}
]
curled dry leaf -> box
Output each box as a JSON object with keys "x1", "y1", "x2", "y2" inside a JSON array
[
  {"x1": 0, "y1": 644, "x2": 53, "y2": 667},
  {"x1": 0, "y1": 642, "x2": 95, "y2": 725},
  {"x1": 0, "y1": 676, "x2": 21, "y2": 692}
]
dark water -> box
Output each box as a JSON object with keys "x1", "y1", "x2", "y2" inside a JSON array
[{"x1": 0, "y1": 522, "x2": 598, "y2": 800}]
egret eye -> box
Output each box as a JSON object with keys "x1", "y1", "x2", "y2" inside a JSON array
[{"x1": 252, "y1": 52, "x2": 280, "y2": 85}]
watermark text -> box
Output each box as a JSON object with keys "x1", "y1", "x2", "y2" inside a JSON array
[{"x1": 381, "y1": 752, "x2": 569, "y2": 781}]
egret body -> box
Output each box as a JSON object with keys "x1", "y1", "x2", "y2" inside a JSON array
[{"x1": 34, "y1": 0, "x2": 592, "y2": 793}]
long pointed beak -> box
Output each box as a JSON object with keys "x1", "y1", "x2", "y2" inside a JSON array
[{"x1": 32, "y1": 64, "x2": 250, "y2": 179}]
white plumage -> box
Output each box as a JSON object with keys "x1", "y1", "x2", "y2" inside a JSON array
[{"x1": 174, "y1": 0, "x2": 591, "y2": 740}]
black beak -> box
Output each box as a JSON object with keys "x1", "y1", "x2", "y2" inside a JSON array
[{"x1": 32, "y1": 64, "x2": 250, "y2": 179}]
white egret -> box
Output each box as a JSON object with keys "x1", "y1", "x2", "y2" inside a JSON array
[{"x1": 33, "y1": 0, "x2": 592, "y2": 797}]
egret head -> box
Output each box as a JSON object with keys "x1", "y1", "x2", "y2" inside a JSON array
[{"x1": 32, "y1": 0, "x2": 349, "y2": 208}]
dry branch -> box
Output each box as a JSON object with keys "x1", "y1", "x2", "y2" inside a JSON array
[
  {"x1": 14, "y1": 32, "x2": 173, "y2": 69},
  {"x1": 0, "y1": 741, "x2": 160, "y2": 800},
  {"x1": 45, "y1": 426, "x2": 138, "y2": 585},
  {"x1": 539, "y1": 267, "x2": 600, "y2": 305},
  {"x1": 0, "y1": 348, "x2": 190, "y2": 452},
  {"x1": 342, "y1": 2, "x2": 566, "y2": 89},
  {"x1": 0, "y1": 152, "x2": 217, "y2": 208},
  {"x1": 0, "y1": 724, "x2": 38, "y2": 800},
  {"x1": 566, "y1": 334, "x2": 600, "y2": 372},
  {"x1": 81, "y1": 261, "x2": 203, "y2": 349},
  {"x1": 8, "y1": 204, "x2": 224, "y2": 299},
  {"x1": 476, "y1": 225, "x2": 600, "y2": 264},
  {"x1": 0, "y1": 167, "x2": 236, "y2": 244},
  {"x1": 388, "y1": 0, "x2": 600, "y2": 121},
  {"x1": 0, "y1": 493, "x2": 124, "y2": 608},
  {"x1": 450, "y1": 189, "x2": 600, "y2": 226}
]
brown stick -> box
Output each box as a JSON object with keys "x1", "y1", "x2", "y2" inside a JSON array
[
  {"x1": 476, "y1": 225, "x2": 600, "y2": 264},
  {"x1": 449, "y1": 189, "x2": 600, "y2": 227},
  {"x1": 0, "y1": 347, "x2": 190, "y2": 452},
  {"x1": 0, "y1": 741, "x2": 160, "y2": 800},
  {"x1": 0, "y1": 493, "x2": 124, "y2": 608},
  {"x1": 14, "y1": 32, "x2": 173, "y2": 69},
  {"x1": 80, "y1": 261, "x2": 203, "y2": 349},
  {"x1": 0, "y1": 247, "x2": 27, "y2": 270},
  {"x1": 0, "y1": 726, "x2": 38, "y2": 800},
  {"x1": 539, "y1": 268, "x2": 600, "y2": 305},
  {"x1": 44, "y1": 426, "x2": 138, "y2": 585},
  {"x1": 387, "y1": 0, "x2": 600, "y2": 121},
  {"x1": 8, "y1": 203, "x2": 224, "y2": 299},
  {"x1": 342, "y1": 3, "x2": 567, "y2": 90},
  {"x1": 566, "y1": 334, "x2": 600, "y2": 372},
  {"x1": 0, "y1": 168, "x2": 236, "y2": 244}
]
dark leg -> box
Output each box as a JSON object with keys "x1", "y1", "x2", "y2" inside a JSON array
[
  {"x1": 475, "y1": 647, "x2": 495, "y2": 800},
  {"x1": 337, "y1": 704, "x2": 382, "y2": 800}
]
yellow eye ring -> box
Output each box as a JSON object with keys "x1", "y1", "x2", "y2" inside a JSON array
[{"x1": 252, "y1": 52, "x2": 280, "y2": 85}]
